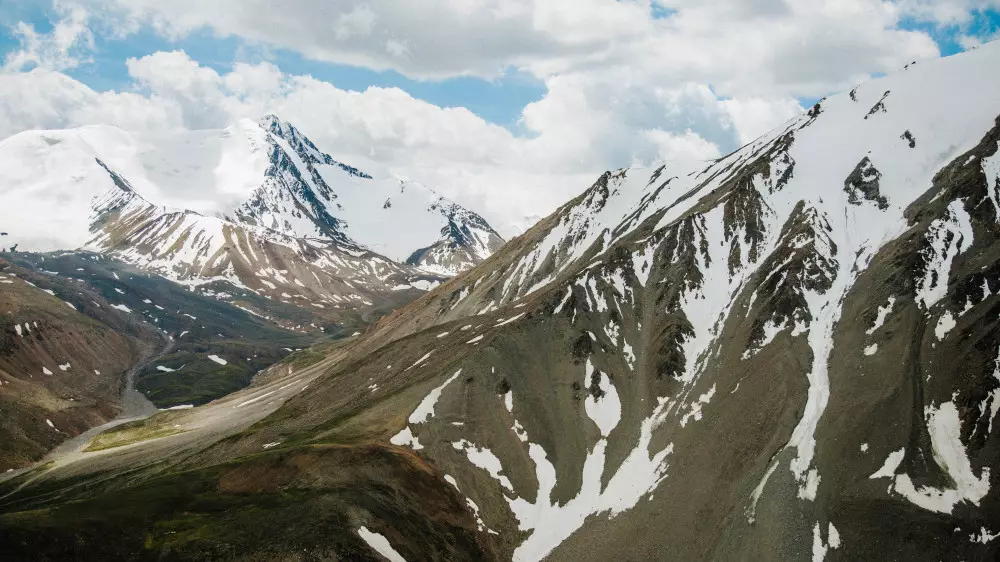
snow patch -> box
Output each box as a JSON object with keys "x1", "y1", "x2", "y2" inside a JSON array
[
  {"x1": 916, "y1": 200, "x2": 973, "y2": 309},
  {"x1": 970, "y1": 527, "x2": 1000, "y2": 544},
  {"x1": 812, "y1": 522, "x2": 840, "y2": 562},
  {"x1": 583, "y1": 360, "x2": 621, "y2": 437},
  {"x1": 494, "y1": 313, "x2": 526, "y2": 327},
  {"x1": 407, "y1": 370, "x2": 462, "y2": 424},
  {"x1": 680, "y1": 384, "x2": 717, "y2": 427},
  {"x1": 866, "y1": 296, "x2": 895, "y2": 335},
  {"x1": 870, "y1": 401, "x2": 991, "y2": 514},
  {"x1": 406, "y1": 351, "x2": 434, "y2": 370},
  {"x1": 207, "y1": 355, "x2": 228, "y2": 365},
  {"x1": 869, "y1": 448, "x2": 905, "y2": 480},
  {"x1": 390, "y1": 426, "x2": 423, "y2": 450},
  {"x1": 934, "y1": 311, "x2": 956, "y2": 340},
  {"x1": 357, "y1": 526, "x2": 407, "y2": 562},
  {"x1": 452, "y1": 440, "x2": 513, "y2": 492}
]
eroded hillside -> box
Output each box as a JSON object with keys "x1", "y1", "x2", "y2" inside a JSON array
[{"x1": 2, "y1": 41, "x2": 1000, "y2": 562}]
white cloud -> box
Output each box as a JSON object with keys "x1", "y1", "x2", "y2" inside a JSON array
[
  {"x1": 1, "y1": 1, "x2": 995, "y2": 234},
  {"x1": 642, "y1": 129, "x2": 722, "y2": 163},
  {"x1": 0, "y1": 68, "x2": 178, "y2": 134},
  {"x1": 722, "y1": 96, "x2": 804, "y2": 145},
  {"x1": 0, "y1": 52, "x2": 734, "y2": 234},
  {"x1": 2, "y1": 2, "x2": 93, "y2": 72},
  {"x1": 223, "y1": 61, "x2": 284, "y2": 97},
  {"x1": 125, "y1": 50, "x2": 228, "y2": 128},
  {"x1": 334, "y1": 5, "x2": 377, "y2": 41},
  {"x1": 958, "y1": 29, "x2": 1000, "y2": 49},
  {"x1": 81, "y1": 0, "x2": 943, "y2": 96}
]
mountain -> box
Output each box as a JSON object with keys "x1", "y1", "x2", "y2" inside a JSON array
[
  {"x1": 234, "y1": 115, "x2": 506, "y2": 275},
  {"x1": 0, "y1": 114, "x2": 504, "y2": 275},
  {"x1": 0, "y1": 251, "x2": 318, "y2": 471},
  {"x1": 3, "y1": 42, "x2": 1000, "y2": 562},
  {"x1": 0, "y1": 114, "x2": 499, "y2": 475},
  {"x1": 0, "y1": 115, "x2": 503, "y2": 332},
  {"x1": 0, "y1": 125, "x2": 433, "y2": 331},
  {"x1": 0, "y1": 256, "x2": 160, "y2": 471}
]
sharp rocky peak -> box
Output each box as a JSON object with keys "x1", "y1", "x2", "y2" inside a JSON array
[{"x1": 257, "y1": 114, "x2": 372, "y2": 179}]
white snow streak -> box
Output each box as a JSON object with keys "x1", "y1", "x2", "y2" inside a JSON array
[
  {"x1": 357, "y1": 526, "x2": 407, "y2": 562},
  {"x1": 207, "y1": 355, "x2": 228, "y2": 365},
  {"x1": 407, "y1": 370, "x2": 462, "y2": 424}
]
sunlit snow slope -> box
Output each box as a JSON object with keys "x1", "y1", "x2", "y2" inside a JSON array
[{"x1": 0, "y1": 115, "x2": 503, "y2": 276}]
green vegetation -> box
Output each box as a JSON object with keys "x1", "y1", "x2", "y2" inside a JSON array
[
  {"x1": 84, "y1": 414, "x2": 187, "y2": 452},
  {"x1": 136, "y1": 347, "x2": 265, "y2": 408},
  {"x1": 0, "y1": 446, "x2": 486, "y2": 561}
]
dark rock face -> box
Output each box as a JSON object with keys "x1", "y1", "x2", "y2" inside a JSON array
[
  {"x1": 844, "y1": 157, "x2": 889, "y2": 210},
  {"x1": 405, "y1": 201, "x2": 506, "y2": 275},
  {"x1": 234, "y1": 122, "x2": 356, "y2": 246},
  {"x1": 260, "y1": 114, "x2": 372, "y2": 179},
  {"x1": 238, "y1": 116, "x2": 505, "y2": 276},
  {"x1": 865, "y1": 90, "x2": 891, "y2": 119}
]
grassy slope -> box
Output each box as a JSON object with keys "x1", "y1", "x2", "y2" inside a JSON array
[{"x1": 0, "y1": 444, "x2": 492, "y2": 561}]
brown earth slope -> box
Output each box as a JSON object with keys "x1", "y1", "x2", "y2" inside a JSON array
[{"x1": 0, "y1": 258, "x2": 159, "y2": 471}]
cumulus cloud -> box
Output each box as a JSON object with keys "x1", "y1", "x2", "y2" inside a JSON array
[
  {"x1": 722, "y1": 96, "x2": 804, "y2": 145},
  {"x1": 126, "y1": 50, "x2": 228, "y2": 127},
  {"x1": 0, "y1": 68, "x2": 178, "y2": 134},
  {"x1": 78, "y1": 0, "x2": 943, "y2": 97},
  {"x1": 2, "y1": 2, "x2": 93, "y2": 72},
  {"x1": 1, "y1": 0, "x2": 993, "y2": 233}
]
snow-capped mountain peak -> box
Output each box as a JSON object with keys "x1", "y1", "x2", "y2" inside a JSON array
[
  {"x1": 231, "y1": 116, "x2": 356, "y2": 245},
  {"x1": 233, "y1": 115, "x2": 505, "y2": 274},
  {"x1": 258, "y1": 114, "x2": 372, "y2": 180}
]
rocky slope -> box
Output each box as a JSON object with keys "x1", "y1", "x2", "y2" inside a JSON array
[
  {"x1": 3, "y1": 42, "x2": 1000, "y2": 562},
  {"x1": 0, "y1": 256, "x2": 158, "y2": 471},
  {"x1": 0, "y1": 251, "x2": 319, "y2": 470},
  {"x1": 87, "y1": 177, "x2": 434, "y2": 333}
]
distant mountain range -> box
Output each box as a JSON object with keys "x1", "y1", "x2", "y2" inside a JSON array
[{"x1": 0, "y1": 114, "x2": 505, "y2": 329}]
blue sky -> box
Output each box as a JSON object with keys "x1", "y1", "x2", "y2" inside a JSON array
[
  {"x1": 79, "y1": 33, "x2": 548, "y2": 129},
  {"x1": 0, "y1": 0, "x2": 548, "y2": 128}
]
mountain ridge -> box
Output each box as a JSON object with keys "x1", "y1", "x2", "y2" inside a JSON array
[
  {"x1": 0, "y1": 114, "x2": 505, "y2": 332},
  {"x1": 2, "y1": 41, "x2": 1000, "y2": 562}
]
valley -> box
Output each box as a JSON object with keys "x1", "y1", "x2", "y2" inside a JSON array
[{"x1": 1, "y1": 36, "x2": 1000, "y2": 562}]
